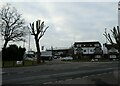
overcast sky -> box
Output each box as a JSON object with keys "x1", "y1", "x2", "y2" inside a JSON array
[{"x1": 0, "y1": 1, "x2": 119, "y2": 51}]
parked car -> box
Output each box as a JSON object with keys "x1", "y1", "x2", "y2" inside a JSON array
[
  {"x1": 61, "y1": 56, "x2": 73, "y2": 61},
  {"x1": 41, "y1": 51, "x2": 53, "y2": 61},
  {"x1": 24, "y1": 51, "x2": 36, "y2": 61},
  {"x1": 53, "y1": 56, "x2": 58, "y2": 59}
]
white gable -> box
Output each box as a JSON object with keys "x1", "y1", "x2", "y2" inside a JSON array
[{"x1": 109, "y1": 47, "x2": 118, "y2": 53}]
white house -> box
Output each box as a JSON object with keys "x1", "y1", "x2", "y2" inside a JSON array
[{"x1": 74, "y1": 41, "x2": 102, "y2": 59}]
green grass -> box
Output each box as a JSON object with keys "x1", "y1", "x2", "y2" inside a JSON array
[
  {"x1": 24, "y1": 60, "x2": 38, "y2": 66},
  {"x1": 2, "y1": 60, "x2": 39, "y2": 68},
  {"x1": 3, "y1": 61, "x2": 15, "y2": 67}
]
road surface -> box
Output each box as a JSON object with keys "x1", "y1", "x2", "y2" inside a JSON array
[{"x1": 2, "y1": 59, "x2": 120, "y2": 85}]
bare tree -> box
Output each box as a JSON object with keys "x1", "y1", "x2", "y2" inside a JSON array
[
  {"x1": 0, "y1": 4, "x2": 26, "y2": 49},
  {"x1": 103, "y1": 26, "x2": 120, "y2": 57},
  {"x1": 29, "y1": 20, "x2": 49, "y2": 63}
]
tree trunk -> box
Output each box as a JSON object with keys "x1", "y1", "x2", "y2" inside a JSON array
[
  {"x1": 2, "y1": 61, "x2": 4, "y2": 68},
  {"x1": 2, "y1": 40, "x2": 8, "y2": 67},
  {"x1": 22, "y1": 60, "x2": 24, "y2": 66},
  {"x1": 35, "y1": 37, "x2": 41, "y2": 64},
  {"x1": 3, "y1": 40, "x2": 8, "y2": 49}
]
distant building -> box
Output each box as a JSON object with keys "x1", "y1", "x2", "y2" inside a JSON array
[
  {"x1": 25, "y1": 51, "x2": 36, "y2": 59},
  {"x1": 47, "y1": 47, "x2": 73, "y2": 58},
  {"x1": 74, "y1": 41, "x2": 103, "y2": 60},
  {"x1": 41, "y1": 51, "x2": 53, "y2": 61},
  {"x1": 103, "y1": 43, "x2": 119, "y2": 60}
]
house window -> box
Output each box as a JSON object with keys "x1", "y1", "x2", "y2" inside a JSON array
[
  {"x1": 110, "y1": 55, "x2": 116, "y2": 58},
  {"x1": 76, "y1": 44, "x2": 81, "y2": 47},
  {"x1": 90, "y1": 49, "x2": 93, "y2": 52},
  {"x1": 95, "y1": 44, "x2": 99, "y2": 47},
  {"x1": 76, "y1": 45, "x2": 78, "y2": 47},
  {"x1": 76, "y1": 44, "x2": 79, "y2": 47},
  {"x1": 84, "y1": 50, "x2": 86, "y2": 52}
]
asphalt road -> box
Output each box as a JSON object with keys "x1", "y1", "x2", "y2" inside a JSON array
[{"x1": 2, "y1": 59, "x2": 120, "y2": 85}]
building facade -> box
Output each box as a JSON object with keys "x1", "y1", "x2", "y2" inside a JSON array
[
  {"x1": 74, "y1": 41, "x2": 103, "y2": 60},
  {"x1": 103, "y1": 43, "x2": 119, "y2": 60},
  {"x1": 47, "y1": 47, "x2": 73, "y2": 58}
]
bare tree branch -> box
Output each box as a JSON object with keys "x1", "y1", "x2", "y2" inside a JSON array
[
  {"x1": 38, "y1": 26, "x2": 49, "y2": 40},
  {"x1": 0, "y1": 4, "x2": 26, "y2": 48},
  {"x1": 28, "y1": 19, "x2": 49, "y2": 63}
]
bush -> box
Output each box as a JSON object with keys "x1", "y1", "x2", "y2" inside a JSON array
[{"x1": 2, "y1": 44, "x2": 26, "y2": 61}]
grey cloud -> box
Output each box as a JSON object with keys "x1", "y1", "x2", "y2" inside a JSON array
[{"x1": 0, "y1": 2, "x2": 118, "y2": 50}]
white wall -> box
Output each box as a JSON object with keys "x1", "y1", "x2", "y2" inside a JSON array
[
  {"x1": 103, "y1": 44, "x2": 108, "y2": 54},
  {"x1": 103, "y1": 44, "x2": 119, "y2": 54},
  {"x1": 82, "y1": 47, "x2": 95, "y2": 54},
  {"x1": 109, "y1": 48, "x2": 119, "y2": 53}
]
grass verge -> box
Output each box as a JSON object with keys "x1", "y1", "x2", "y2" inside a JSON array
[{"x1": 2, "y1": 60, "x2": 44, "y2": 68}]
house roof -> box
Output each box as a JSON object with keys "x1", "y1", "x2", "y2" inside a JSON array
[
  {"x1": 74, "y1": 41, "x2": 100, "y2": 44},
  {"x1": 104, "y1": 43, "x2": 118, "y2": 50},
  {"x1": 47, "y1": 47, "x2": 70, "y2": 52},
  {"x1": 74, "y1": 41, "x2": 101, "y2": 47}
]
